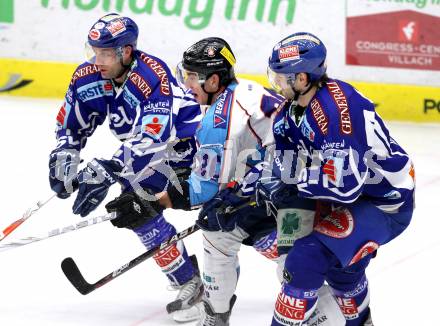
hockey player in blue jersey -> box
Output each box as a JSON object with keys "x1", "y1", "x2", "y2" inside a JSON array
[
  {"x1": 255, "y1": 32, "x2": 415, "y2": 325},
  {"x1": 105, "y1": 37, "x2": 289, "y2": 326},
  {"x1": 48, "y1": 13, "x2": 203, "y2": 322}
]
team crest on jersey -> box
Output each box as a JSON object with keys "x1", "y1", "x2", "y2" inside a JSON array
[
  {"x1": 314, "y1": 208, "x2": 354, "y2": 239},
  {"x1": 142, "y1": 114, "x2": 169, "y2": 140}
]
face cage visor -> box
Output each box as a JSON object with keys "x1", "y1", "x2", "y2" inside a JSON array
[
  {"x1": 176, "y1": 62, "x2": 208, "y2": 89},
  {"x1": 267, "y1": 66, "x2": 296, "y2": 94},
  {"x1": 85, "y1": 41, "x2": 124, "y2": 65}
]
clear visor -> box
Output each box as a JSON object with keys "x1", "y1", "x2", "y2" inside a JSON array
[
  {"x1": 176, "y1": 62, "x2": 206, "y2": 89},
  {"x1": 84, "y1": 42, "x2": 120, "y2": 65},
  {"x1": 267, "y1": 67, "x2": 296, "y2": 93}
]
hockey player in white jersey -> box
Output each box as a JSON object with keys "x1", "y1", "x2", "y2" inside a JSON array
[{"x1": 171, "y1": 38, "x2": 285, "y2": 325}]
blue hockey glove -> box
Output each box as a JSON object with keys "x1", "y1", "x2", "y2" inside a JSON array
[
  {"x1": 255, "y1": 174, "x2": 298, "y2": 212},
  {"x1": 255, "y1": 150, "x2": 300, "y2": 208},
  {"x1": 106, "y1": 191, "x2": 163, "y2": 230},
  {"x1": 197, "y1": 183, "x2": 250, "y2": 232},
  {"x1": 239, "y1": 162, "x2": 269, "y2": 196},
  {"x1": 72, "y1": 159, "x2": 121, "y2": 217},
  {"x1": 49, "y1": 148, "x2": 80, "y2": 199}
]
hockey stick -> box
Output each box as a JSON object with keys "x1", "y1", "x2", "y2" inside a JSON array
[
  {"x1": 0, "y1": 193, "x2": 56, "y2": 242},
  {"x1": 61, "y1": 223, "x2": 200, "y2": 295},
  {"x1": 0, "y1": 213, "x2": 116, "y2": 253},
  {"x1": 61, "y1": 199, "x2": 255, "y2": 295}
]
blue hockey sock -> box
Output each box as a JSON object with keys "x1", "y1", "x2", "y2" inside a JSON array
[
  {"x1": 330, "y1": 274, "x2": 370, "y2": 326},
  {"x1": 134, "y1": 214, "x2": 195, "y2": 286},
  {"x1": 272, "y1": 235, "x2": 335, "y2": 325},
  {"x1": 253, "y1": 230, "x2": 278, "y2": 261},
  {"x1": 272, "y1": 283, "x2": 319, "y2": 326}
]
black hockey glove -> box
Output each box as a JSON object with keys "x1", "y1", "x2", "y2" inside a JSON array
[{"x1": 105, "y1": 191, "x2": 164, "y2": 230}]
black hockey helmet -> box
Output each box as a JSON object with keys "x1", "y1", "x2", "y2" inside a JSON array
[{"x1": 181, "y1": 37, "x2": 236, "y2": 86}]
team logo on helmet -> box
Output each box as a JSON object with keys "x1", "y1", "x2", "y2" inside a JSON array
[
  {"x1": 279, "y1": 45, "x2": 300, "y2": 62},
  {"x1": 94, "y1": 22, "x2": 105, "y2": 29},
  {"x1": 89, "y1": 29, "x2": 101, "y2": 41},
  {"x1": 106, "y1": 19, "x2": 126, "y2": 37},
  {"x1": 206, "y1": 46, "x2": 216, "y2": 57}
]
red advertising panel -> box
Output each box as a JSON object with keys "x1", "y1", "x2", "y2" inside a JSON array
[{"x1": 347, "y1": 10, "x2": 440, "y2": 71}]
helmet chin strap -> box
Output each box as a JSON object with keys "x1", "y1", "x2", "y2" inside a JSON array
[
  {"x1": 202, "y1": 83, "x2": 221, "y2": 106},
  {"x1": 115, "y1": 58, "x2": 132, "y2": 80},
  {"x1": 114, "y1": 47, "x2": 133, "y2": 80},
  {"x1": 288, "y1": 80, "x2": 313, "y2": 125},
  {"x1": 289, "y1": 79, "x2": 313, "y2": 106}
]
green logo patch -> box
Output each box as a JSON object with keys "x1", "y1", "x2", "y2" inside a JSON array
[{"x1": 281, "y1": 212, "x2": 300, "y2": 235}]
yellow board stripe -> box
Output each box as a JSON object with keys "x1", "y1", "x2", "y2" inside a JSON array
[
  {"x1": 1, "y1": 58, "x2": 439, "y2": 123},
  {"x1": 0, "y1": 58, "x2": 76, "y2": 98}
]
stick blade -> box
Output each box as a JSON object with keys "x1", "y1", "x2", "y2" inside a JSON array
[{"x1": 61, "y1": 257, "x2": 95, "y2": 295}]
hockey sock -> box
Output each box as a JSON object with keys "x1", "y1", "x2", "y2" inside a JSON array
[
  {"x1": 134, "y1": 214, "x2": 195, "y2": 286},
  {"x1": 272, "y1": 283, "x2": 319, "y2": 326},
  {"x1": 253, "y1": 230, "x2": 279, "y2": 261},
  {"x1": 273, "y1": 235, "x2": 335, "y2": 325},
  {"x1": 330, "y1": 275, "x2": 370, "y2": 326},
  {"x1": 327, "y1": 256, "x2": 372, "y2": 326}
]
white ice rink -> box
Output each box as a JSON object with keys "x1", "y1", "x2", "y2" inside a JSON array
[{"x1": 0, "y1": 95, "x2": 439, "y2": 326}]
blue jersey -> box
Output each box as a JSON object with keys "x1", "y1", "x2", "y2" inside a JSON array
[
  {"x1": 273, "y1": 79, "x2": 415, "y2": 213},
  {"x1": 55, "y1": 50, "x2": 201, "y2": 191},
  {"x1": 187, "y1": 79, "x2": 284, "y2": 207}
]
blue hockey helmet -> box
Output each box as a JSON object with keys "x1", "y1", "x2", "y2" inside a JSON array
[
  {"x1": 87, "y1": 13, "x2": 139, "y2": 49},
  {"x1": 268, "y1": 32, "x2": 327, "y2": 85}
]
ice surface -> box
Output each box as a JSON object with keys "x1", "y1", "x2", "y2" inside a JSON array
[{"x1": 0, "y1": 96, "x2": 439, "y2": 325}]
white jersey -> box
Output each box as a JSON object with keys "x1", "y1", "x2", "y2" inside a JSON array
[{"x1": 187, "y1": 78, "x2": 284, "y2": 206}]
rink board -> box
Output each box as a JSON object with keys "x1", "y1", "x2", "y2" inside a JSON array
[{"x1": 0, "y1": 58, "x2": 439, "y2": 123}]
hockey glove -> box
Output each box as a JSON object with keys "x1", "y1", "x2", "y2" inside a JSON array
[
  {"x1": 49, "y1": 148, "x2": 80, "y2": 199},
  {"x1": 255, "y1": 150, "x2": 301, "y2": 208},
  {"x1": 197, "y1": 184, "x2": 249, "y2": 232},
  {"x1": 72, "y1": 159, "x2": 121, "y2": 217},
  {"x1": 105, "y1": 191, "x2": 163, "y2": 230}
]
